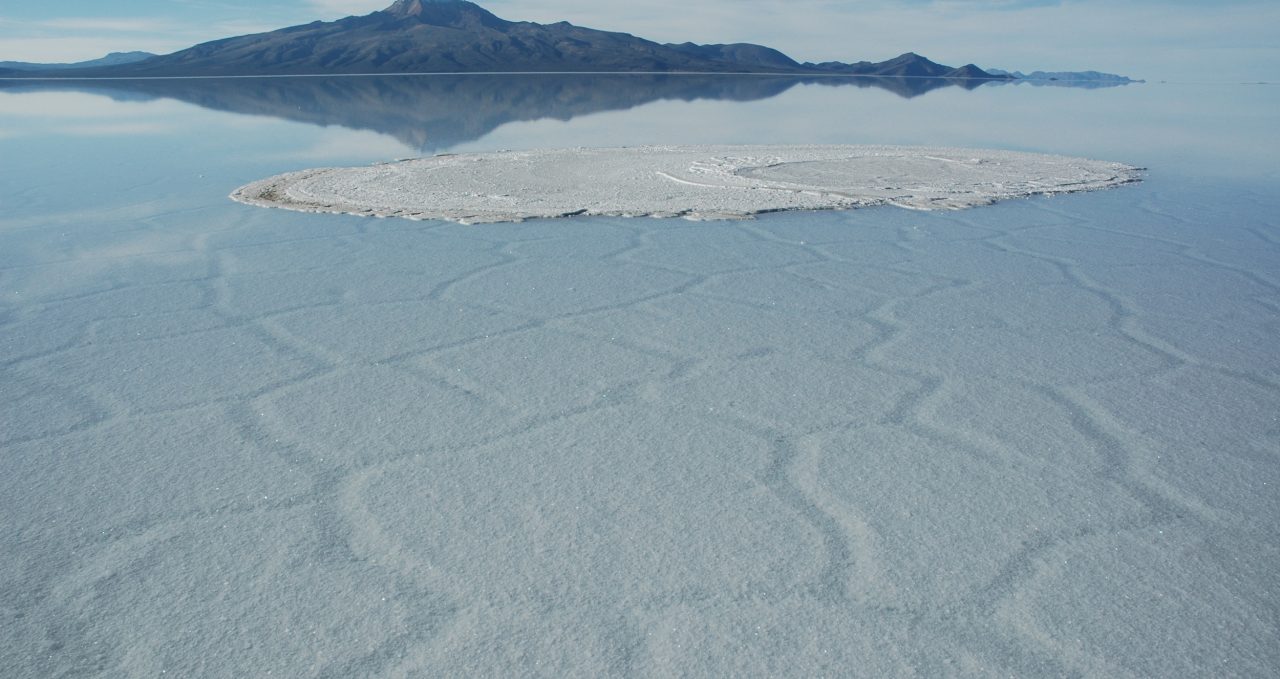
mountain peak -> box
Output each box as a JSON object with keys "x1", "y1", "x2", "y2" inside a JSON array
[
  {"x1": 889, "y1": 52, "x2": 931, "y2": 64},
  {"x1": 947, "y1": 64, "x2": 994, "y2": 78},
  {"x1": 381, "y1": 0, "x2": 506, "y2": 28},
  {"x1": 385, "y1": 0, "x2": 454, "y2": 15},
  {"x1": 386, "y1": 0, "x2": 419, "y2": 15}
]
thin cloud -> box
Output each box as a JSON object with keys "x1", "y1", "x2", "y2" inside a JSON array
[
  {"x1": 205, "y1": 20, "x2": 287, "y2": 38},
  {"x1": 58, "y1": 121, "x2": 182, "y2": 136},
  {"x1": 3, "y1": 0, "x2": 1276, "y2": 79},
  {"x1": 306, "y1": 0, "x2": 392, "y2": 18},
  {"x1": 37, "y1": 17, "x2": 178, "y2": 33},
  {"x1": 0, "y1": 91, "x2": 192, "y2": 118},
  {"x1": 484, "y1": 0, "x2": 1279, "y2": 80},
  {"x1": 257, "y1": 128, "x2": 415, "y2": 162},
  {"x1": 0, "y1": 16, "x2": 284, "y2": 61},
  {"x1": 0, "y1": 37, "x2": 187, "y2": 63}
]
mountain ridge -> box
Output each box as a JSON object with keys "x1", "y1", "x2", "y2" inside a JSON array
[
  {"x1": 0, "y1": 51, "x2": 156, "y2": 72},
  {"x1": 5, "y1": 1, "x2": 1009, "y2": 79}
]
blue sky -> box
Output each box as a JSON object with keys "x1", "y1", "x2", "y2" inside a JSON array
[{"x1": 2, "y1": 0, "x2": 1277, "y2": 81}]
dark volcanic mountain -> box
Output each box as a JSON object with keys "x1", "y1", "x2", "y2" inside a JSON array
[{"x1": 37, "y1": 0, "x2": 1002, "y2": 79}]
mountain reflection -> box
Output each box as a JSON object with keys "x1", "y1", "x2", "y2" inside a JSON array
[{"x1": 1, "y1": 73, "x2": 995, "y2": 152}]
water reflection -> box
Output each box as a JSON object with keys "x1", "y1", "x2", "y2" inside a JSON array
[{"x1": 0, "y1": 73, "x2": 996, "y2": 152}]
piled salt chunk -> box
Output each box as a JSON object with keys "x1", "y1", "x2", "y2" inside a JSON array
[{"x1": 232, "y1": 145, "x2": 1141, "y2": 224}]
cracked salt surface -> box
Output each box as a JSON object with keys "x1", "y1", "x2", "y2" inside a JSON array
[
  {"x1": 231, "y1": 145, "x2": 1141, "y2": 224},
  {"x1": 7, "y1": 83, "x2": 1279, "y2": 678}
]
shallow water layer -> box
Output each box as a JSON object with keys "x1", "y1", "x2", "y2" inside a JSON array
[{"x1": 1, "y1": 76, "x2": 1278, "y2": 677}]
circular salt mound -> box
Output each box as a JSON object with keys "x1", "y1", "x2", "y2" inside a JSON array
[{"x1": 231, "y1": 145, "x2": 1141, "y2": 224}]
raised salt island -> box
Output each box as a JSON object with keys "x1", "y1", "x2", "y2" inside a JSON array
[{"x1": 232, "y1": 145, "x2": 1141, "y2": 223}]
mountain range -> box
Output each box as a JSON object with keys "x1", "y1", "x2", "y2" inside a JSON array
[{"x1": 2, "y1": 0, "x2": 1008, "y2": 79}]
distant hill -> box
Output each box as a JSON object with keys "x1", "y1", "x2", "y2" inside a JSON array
[
  {"x1": 987, "y1": 69, "x2": 1140, "y2": 87},
  {"x1": 0, "y1": 51, "x2": 155, "y2": 72},
  {"x1": 808, "y1": 52, "x2": 991, "y2": 79},
  {"x1": 16, "y1": 0, "x2": 1005, "y2": 79}
]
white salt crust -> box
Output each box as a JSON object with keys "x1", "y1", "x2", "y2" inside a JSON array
[{"x1": 231, "y1": 145, "x2": 1141, "y2": 223}]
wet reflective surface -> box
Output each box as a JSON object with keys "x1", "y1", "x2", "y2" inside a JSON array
[{"x1": 1, "y1": 76, "x2": 1277, "y2": 677}]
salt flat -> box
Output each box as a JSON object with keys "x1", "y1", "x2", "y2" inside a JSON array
[
  {"x1": 232, "y1": 145, "x2": 1140, "y2": 223},
  {"x1": 2, "y1": 82, "x2": 1278, "y2": 678},
  {"x1": 6, "y1": 186, "x2": 1277, "y2": 677}
]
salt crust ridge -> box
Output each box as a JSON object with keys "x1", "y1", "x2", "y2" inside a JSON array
[{"x1": 232, "y1": 145, "x2": 1141, "y2": 224}]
